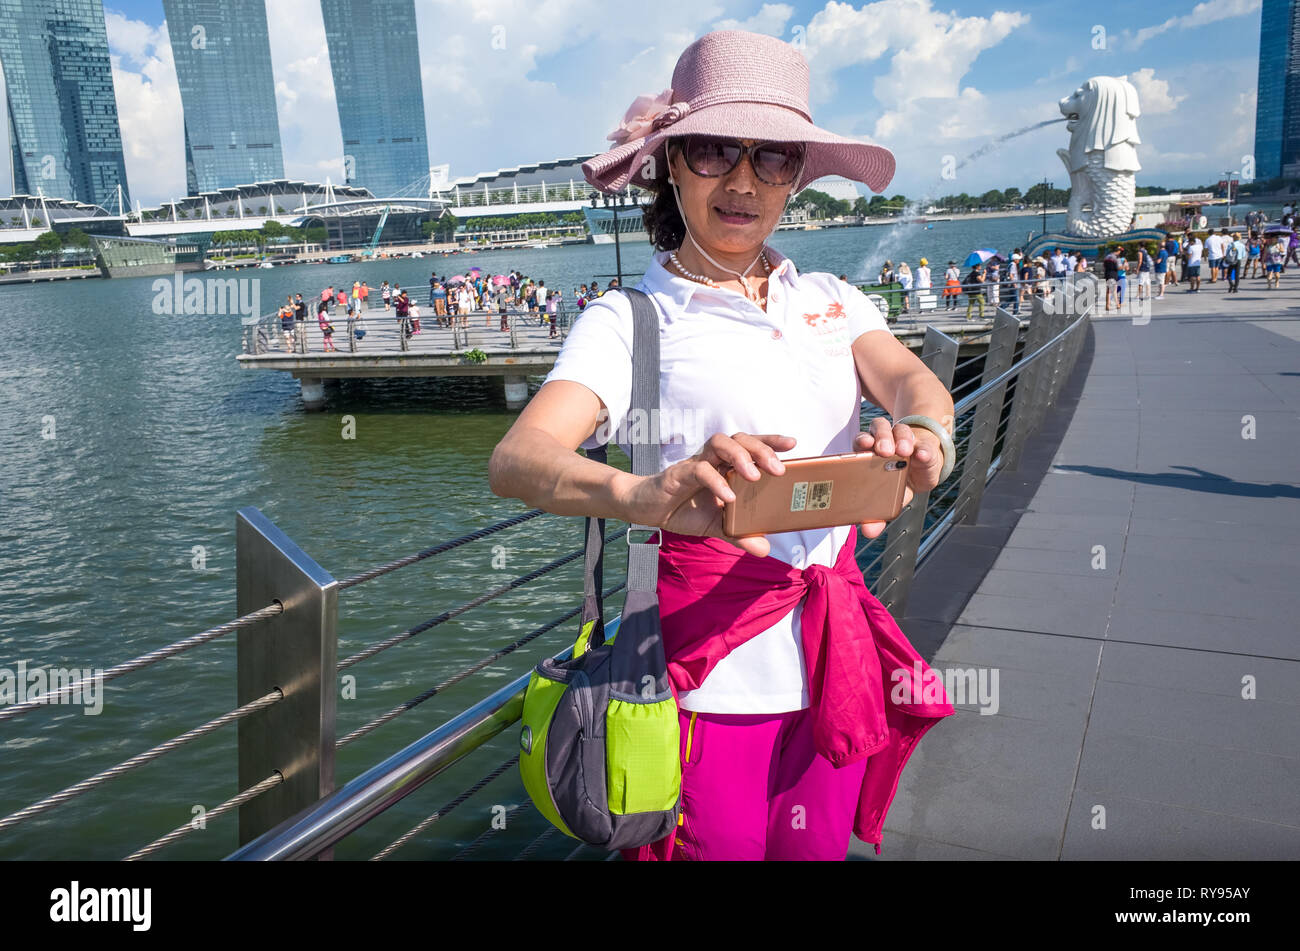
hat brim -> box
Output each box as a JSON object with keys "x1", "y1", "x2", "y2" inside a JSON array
[{"x1": 582, "y1": 102, "x2": 895, "y2": 195}]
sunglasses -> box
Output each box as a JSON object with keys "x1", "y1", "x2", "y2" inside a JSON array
[{"x1": 676, "y1": 135, "x2": 805, "y2": 186}]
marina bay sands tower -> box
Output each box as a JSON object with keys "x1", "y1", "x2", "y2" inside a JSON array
[
  {"x1": 162, "y1": 0, "x2": 285, "y2": 194},
  {"x1": 0, "y1": 0, "x2": 131, "y2": 209},
  {"x1": 320, "y1": 0, "x2": 430, "y2": 198}
]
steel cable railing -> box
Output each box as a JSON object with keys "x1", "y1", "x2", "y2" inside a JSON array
[
  {"x1": 338, "y1": 509, "x2": 547, "y2": 589},
  {"x1": 338, "y1": 525, "x2": 626, "y2": 670},
  {"x1": 124, "y1": 771, "x2": 284, "y2": 861},
  {"x1": 337, "y1": 580, "x2": 627, "y2": 749},
  {"x1": 0, "y1": 689, "x2": 284, "y2": 833},
  {"x1": 0, "y1": 601, "x2": 282, "y2": 724}
]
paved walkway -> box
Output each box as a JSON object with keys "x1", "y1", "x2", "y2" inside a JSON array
[{"x1": 851, "y1": 272, "x2": 1300, "y2": 860}]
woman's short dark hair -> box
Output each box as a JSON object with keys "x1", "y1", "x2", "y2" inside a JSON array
[{"x1": 640, "y1": 138, "x2": 686, "y2": 252}]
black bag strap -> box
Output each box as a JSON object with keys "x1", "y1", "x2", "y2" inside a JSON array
[{"x1": 579, "y1": 288, "x2": 661, "y2": 650}]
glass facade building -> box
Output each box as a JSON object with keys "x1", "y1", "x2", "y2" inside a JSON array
[
  {"x1": 0, "y1": 0, "x2": 131, "y2": 209},
  {"x1": 1256, "y1": 0, "x2": 1300, "y2": 180},
  {"x1": 162, "y1": 0, "x2": 285, "y2": 194},
  {"x1": 320, "y1": 0, "x2": 429, "y2": 197}
]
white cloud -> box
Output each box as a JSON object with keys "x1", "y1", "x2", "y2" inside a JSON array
[
  {"x1": 1127, "y1": 67, "x2": 1186, "y2": 114},
  {"x1": 713, "y1": 3, "x2": 795, "y2": 35},
  {"x1": 104, "y1": 11, "x2": 185, "y2": 208},
  {"x1": 1130, "y1": 0, "x2": 1261, "y2": 49}
]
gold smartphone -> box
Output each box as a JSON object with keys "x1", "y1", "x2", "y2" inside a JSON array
[{"x1": 722, "y1": 451, "x2": 909, "y2": 538}]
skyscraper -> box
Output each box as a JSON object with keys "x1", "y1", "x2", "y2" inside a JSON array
[
  {"x1": 0, "y1": 0, "x2": 131, "y2": 209},
  {"x1": 320, "y1": 0, "x2": 429, "y2": 197},
  {"x1": 1256, "y1": 0, "x2": 1300, "y2": 180},
  {"x1": 162, "y1": 0, "x2": 284, "y2": 194}
]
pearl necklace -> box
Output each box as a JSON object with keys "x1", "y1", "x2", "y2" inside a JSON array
[{"x1": 669, "y1": 249, "x2": 772, "y2": 304}]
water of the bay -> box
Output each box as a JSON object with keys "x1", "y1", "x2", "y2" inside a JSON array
[{"x1": 0, "y1": 207, "x2": 1272, "y2": 860}]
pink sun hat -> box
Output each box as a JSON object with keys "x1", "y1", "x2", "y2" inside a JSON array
[{"x1": 581, "y1": 30, "x2": 895, "y2": 196}]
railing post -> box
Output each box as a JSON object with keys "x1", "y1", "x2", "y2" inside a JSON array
[
  {"x1": 875, "y1": 326, "x2": 958, "y2": 616},
  {"x1": 954, "y1": 307, "x2": 1019, "y2": 526},
  {"x1": 1000, "y1": 291, "x2": 1052, "y2": 472},
  {"x1": 347, "y1": 316, "x2": 356, "y2": 353},
  {"x1": 400, "y1": 318, "x2": 409, "y2": 351},
  {"x1": 509, "y1": 309, "x2": 518, "y2": 349},
  {"x1": 235, "y1": 506, "x2": 337, "y2": 852}
]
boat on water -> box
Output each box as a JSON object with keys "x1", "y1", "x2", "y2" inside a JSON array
[
  {"x1": 1132, "y1": 192, "x2": 1233, "y2": 233},
  {"x1": 328, "y1": 254, "x2": 353, "y2": 264}
]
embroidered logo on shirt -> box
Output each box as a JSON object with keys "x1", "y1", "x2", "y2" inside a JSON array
[{"x1": 802, "y1": 301, "x2": 847, "y2": 328}]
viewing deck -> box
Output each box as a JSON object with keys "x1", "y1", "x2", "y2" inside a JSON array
[{"x1": 860, "y1": 277, "x2": 1300, "y2": 860}]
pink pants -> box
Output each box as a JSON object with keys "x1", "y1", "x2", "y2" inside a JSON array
[{"x1": 624, "y1": 706, "x2": 868, "y2": 861}]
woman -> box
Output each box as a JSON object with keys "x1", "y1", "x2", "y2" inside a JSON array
[
  {"x1": 457, "y1": 282, "x2": 474, "y2": 324},
  {"x1": 896, "y1": 261, "x2": 913, "y2": 314},
  {"x1": 381, "y1": 281, "x2": 392, "y2": 311},
  {"x1": 488, "y1": 30, "x2": 955, "y2": 862},
  {"x1": 316, "y1": 300, "x2": 336, "y2": 352},
  {"x1": 1246, "y1": 232, "x2": 1262, "y2": 279}
]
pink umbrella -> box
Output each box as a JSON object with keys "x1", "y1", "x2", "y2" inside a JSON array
[{"x1": 492, "y1": 274, "x2": 508, "y2": 286}]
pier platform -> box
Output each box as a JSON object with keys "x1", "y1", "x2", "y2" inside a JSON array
[
  {"x1": 236, "y1": 304, "x2": 1014, "y2": 408},
  {"x1": 855, "y1": 276, "x2": 1300, "y2": 860}
]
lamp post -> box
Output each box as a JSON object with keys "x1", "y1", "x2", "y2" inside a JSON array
[
  {"x1": 590, "y1": 189, "x2": 627, "y2": 287},
  {"x1": 1222, "y1": 171, "x2": 1237, "y2": 227},
  {"x1": 1041, "y1": 178, "x2": 1052, "y2": 236}
]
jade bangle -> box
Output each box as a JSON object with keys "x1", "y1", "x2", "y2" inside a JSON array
[{"x1": 892, "y1": 414, "x2": 956, "y2": 484}]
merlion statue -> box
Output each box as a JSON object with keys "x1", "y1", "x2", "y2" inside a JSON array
[{"x1": 1057, "y1": 76, "x2": 1141, "y2": 237}]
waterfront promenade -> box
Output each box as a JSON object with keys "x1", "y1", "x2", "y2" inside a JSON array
[{"x1": 853, "y1": 277, "x2": 1300, "y2": 860}]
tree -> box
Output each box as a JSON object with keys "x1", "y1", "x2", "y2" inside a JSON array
[
  {"x1": 64, "y1": 228, "x2": 90, "y2": 250},
  {"x1": 979, "y1": 189, "x2": 1004, "y2": 208},
  {"x1": 1003, "y1": 186, "x2": 1022, "y2": 203},
  {"x1": 34, "y1": 230, "x2": 63, "y2": 255}
]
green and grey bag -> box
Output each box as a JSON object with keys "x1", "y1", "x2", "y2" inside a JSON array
[{"x1": 518, "y1": 287, "x2": 681, "y2": 851}]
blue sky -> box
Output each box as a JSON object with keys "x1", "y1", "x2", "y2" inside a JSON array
[{"x1": 0, "y1": 0, "x2": 1265, "y2": 207}]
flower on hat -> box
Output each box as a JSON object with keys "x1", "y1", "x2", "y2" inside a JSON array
[{"x1": 606, "y1": 89, "x2": 690, "y2": 147}]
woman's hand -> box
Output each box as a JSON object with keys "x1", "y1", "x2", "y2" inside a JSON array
[
  {"x1": 852, "y1": 417, "x2": 947, "y2": 540},
  {"x1": 617, "y1": 432, "x2": 796, "y2": 558}
]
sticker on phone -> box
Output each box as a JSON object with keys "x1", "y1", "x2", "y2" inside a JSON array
[
  {"x1": 790, "y1": 481, "x2": 808, "y2": 511},
  {"x1": 808, "y1": 480, "x2": 833, "y2": 510}
]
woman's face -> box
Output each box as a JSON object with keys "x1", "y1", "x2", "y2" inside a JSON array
[{"x1": 667, "y1": 138, "x2": 798, "y2": 255}]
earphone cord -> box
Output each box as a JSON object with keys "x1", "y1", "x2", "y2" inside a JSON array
[
  {"x1": 666, "y1": 152, "x2": 805, "y2": 289},
  {"x1": 669, "y1": 178, "x2": 766, "y2": 284}
]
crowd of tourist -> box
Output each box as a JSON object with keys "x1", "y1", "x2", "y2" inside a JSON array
[
  {"x1": 868, "y1": 205, "x2": 1297, "y2": 321},
  {"x1": 272, "y1": 270, "x2": 626, "y2": 352}
]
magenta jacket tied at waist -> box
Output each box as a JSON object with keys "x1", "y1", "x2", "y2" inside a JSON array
[{"x1": 625, "y1": 524, "x2": 955, "y2": 860}]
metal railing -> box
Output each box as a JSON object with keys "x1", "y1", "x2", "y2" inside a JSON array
[{"x1": 2, "y1": 277, "x2": 1097, "y2": 861}]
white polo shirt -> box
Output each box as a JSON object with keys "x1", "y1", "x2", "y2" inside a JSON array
[{"x1": 543, "y1": 245, "x2": 891, "y2": 713}]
